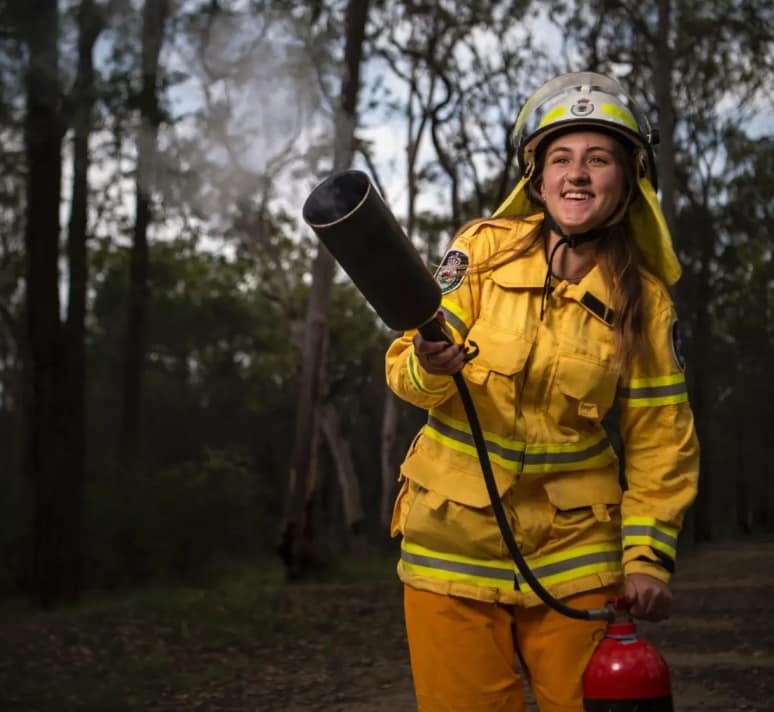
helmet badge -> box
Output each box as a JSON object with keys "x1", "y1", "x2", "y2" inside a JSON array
[{"x1": 570, "y1": 98, "x2": 594, "y2": 117}]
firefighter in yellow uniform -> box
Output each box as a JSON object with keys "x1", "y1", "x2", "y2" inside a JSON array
[{"x1": 386, "y1": 72, "x2": 699, "y2": 711}]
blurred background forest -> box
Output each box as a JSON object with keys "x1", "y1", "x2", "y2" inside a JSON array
[{"x1": 0, "y1": 0, "x2": 772, "y2": 608}]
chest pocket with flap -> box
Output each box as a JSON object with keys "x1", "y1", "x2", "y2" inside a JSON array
[{"x1": 549, "y1": 352, "x2": 618, "y2": 425}]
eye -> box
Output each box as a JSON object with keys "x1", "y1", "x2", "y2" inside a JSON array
[{"x1": 588, "y1": 154, "x2": 609, "y2": 165}]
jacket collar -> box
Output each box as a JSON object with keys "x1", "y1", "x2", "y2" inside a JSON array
[{"x1": 490, "y1": 217, "x2": 615, "y2": 325}]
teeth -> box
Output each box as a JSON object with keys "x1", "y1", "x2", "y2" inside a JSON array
[{"x1": 564, "y1": 192, "x2": 590, "y2": 199}]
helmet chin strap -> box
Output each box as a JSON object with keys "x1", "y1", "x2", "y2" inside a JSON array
[{"x1": 540, "y1": 211, "x2": 604, "y2": 320}]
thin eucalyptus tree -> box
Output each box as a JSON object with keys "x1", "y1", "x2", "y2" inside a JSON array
[
  {"x1": 118, "y1": 0, "x2": 171, "y2": 477},
  {"x1": 22, "y1": 0, "x2": 75, "y2": 605},
  {"x1": 278, "y1": 0, "x2": 371, "y2": 579}
]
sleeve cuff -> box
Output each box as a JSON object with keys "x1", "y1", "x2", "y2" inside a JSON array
[
  {"x1": 622, "y1": 544, "x2": 673, "y2": 584},
  {"x1": 407, "y1": 349, "x2": 451, "y2": 396}
]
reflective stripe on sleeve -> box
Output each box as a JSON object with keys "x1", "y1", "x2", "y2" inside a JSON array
[
  {"x1": 424, "y1": 410, "x2": 616, "y2": 475},
  {"x1": 440, "y1": 298, "x2": 469, "y2": 341},
  {"x1": 618, "y1": 374, "x2": 688, "y2": 407},
  {"x1": 622, "y1": 516, "x2": 678, "y2": 560},
  {"x1": 407, "y1": 351, "x2": 449, "y2": 396}
]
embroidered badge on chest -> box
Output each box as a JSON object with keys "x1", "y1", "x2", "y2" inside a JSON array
[
  {"x1": 671, "y1": 319, "x2": 686, "y2": 371},
  {"x1": 435, "y1": 249, "x2": 469, "y2": 294}
]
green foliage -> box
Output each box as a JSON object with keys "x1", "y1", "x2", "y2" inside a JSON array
[
  {"x1": 82, "y1": 449, "x2": 259, "y2": 589},
  {"x1": 88, "y1": 237, "x2": 299, "y2": 476}
]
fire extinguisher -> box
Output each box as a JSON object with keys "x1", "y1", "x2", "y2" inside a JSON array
[
  {"x1": 583, "y1": 597, "x2": 674, "y2": 711},
  {"x1": 303, "y1": 170, "x2": 676, "y2": 705}
]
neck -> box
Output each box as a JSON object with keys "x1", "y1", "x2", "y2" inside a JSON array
[{"x1": 545, "y1": 229, "x2": 596, "y2": 282}]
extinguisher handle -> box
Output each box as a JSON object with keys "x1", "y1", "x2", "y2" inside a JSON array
[{"x1": 606, "y1": 595, "x2": 633, "y2": 619}]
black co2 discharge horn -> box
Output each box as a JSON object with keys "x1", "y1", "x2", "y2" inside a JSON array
[{"x1": 302, "y1": 170, "x2": 448, "y2": 342}]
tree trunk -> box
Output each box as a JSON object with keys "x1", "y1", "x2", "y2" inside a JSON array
[
  {"x1": 690, "y1": 223, "x2": 713, "y2": 543},
  {"x1": 654, "y1": 0, "x2": 676, "y2": 237},
  {"x1": 277, "y1": 0, "x2": 371, "y2": 579},
  {"x1": 321, "y1": 402, "x2": 365, "y2": 537},
  {"x1": 379, "y1": 387, "x2": 400, "y2": 530},
  {"x1": 118, "y1": 0, "x2": 169, "y2": 477},
  {"x1": 61, "y1": 0, "x2": 102, "y2": 590},
  {"x1": 23, "y1": 0, "x2": 77, "y2": 606}
]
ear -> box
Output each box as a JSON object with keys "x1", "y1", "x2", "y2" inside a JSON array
[{"x1": 527, "y1": 178, "x2": 545, "y2": 205}]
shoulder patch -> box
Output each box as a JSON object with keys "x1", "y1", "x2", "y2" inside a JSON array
[
  {"x1": 435, "y1": 248, "x2": 469, "y2": 294},
  {"x1": 670, "y1": 319, "x2": 686, "y2": 371}
]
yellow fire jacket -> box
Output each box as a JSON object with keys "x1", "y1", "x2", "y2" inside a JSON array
[{"x1": 386, "y1": 215, "x2": 700, "y2": 606}]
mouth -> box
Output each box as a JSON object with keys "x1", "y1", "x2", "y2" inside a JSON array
[{"x1": 562, "y1": 191, "x2": 593, "y2": 200}]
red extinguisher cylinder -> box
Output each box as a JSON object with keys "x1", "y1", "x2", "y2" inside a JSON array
[{"x1": 583, "y1": 621, "x2": 674, "y2": 711}]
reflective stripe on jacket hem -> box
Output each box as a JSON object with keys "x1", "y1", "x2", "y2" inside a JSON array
[{"x1": 401, "y1": 540, "x2": 622, "y2": 594}]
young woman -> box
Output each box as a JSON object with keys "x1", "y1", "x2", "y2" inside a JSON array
[{"x1": 385, "y1": 72, "x2": 699, "y2": 711}]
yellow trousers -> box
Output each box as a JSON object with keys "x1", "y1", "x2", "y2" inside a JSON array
[{"x1": 404, "y1": 584, "x2": 614, "y2": 711}]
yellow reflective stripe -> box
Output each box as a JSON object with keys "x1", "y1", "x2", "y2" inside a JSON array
[
  {"x1": 425, "y1": 410, "x2": 615, "y2": 474},
  {"x1": 600, "y1": 102, "x2": 638, "y2": 131},
  {"x1": 400, "y1": 541, "x2": 622, "y2": 594},
  {"x1": 403, "y1": 541, "x2": 514, "y2": 570},
  {"x1": 440, "y1": 298, "x2": 469, "y2": 341},
  {"x1": 538, "y1": 105, "x2": 567, "y2": 128},
  {"x1": 423, "y1": 424, "x2": 521, "y2": 472},
  {"x1": 401, "y1": 541, "x2": 515, "y2": 589},
  {"x1": 513, "y1": 544, "x2": 622, "y2": 592},
  {"x1": 619, "y1": 373, "x2": 687, "y2": 408},
  {"x1": 519, "y1": 558, "x2": 621, "y2": 592},
  {"x1": 522, "y1": 433, "x2": 614, "y2": 474},
  {"x1": 428, "y1": 410, "x2": 524, "y2": 471},
  {"x1": 627, "y1": 374, "x2": 686, "y2": 388},
  {"x1": 407, "y1": 351, "x2": 448, "y2": 396},
  {"x1": 622, "y1": 517, "x2": 678, "y2": 559},
  {"x1": 625, "y1": 394, "x2": 688, "y2": 407}
]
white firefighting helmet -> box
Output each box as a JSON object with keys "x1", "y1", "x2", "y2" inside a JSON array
[{"x1": 493, "y1": 72, "x2": 682, "y2": 286}]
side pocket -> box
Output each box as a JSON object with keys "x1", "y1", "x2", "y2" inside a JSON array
[
  {"x1": 400, "y1": 468, "x2": 514, "y2": 561},
  {"x1": 390, "y1": 477, "x2": 412, "y2": 538}
]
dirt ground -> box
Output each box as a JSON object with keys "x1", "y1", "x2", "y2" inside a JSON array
[
  {"x1": 269, "y1": 537, "x2": 774, "y2": 712},
  {"x1": 1, "y1": 537, "x2": 772, "y2": 711}
]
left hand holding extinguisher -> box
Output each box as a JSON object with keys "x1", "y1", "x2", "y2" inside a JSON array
[{"x1": 624, "y1": 573, "x2": 673, "y2": 621}]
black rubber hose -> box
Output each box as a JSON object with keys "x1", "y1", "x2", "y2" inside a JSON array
[{"x1": 419, "y1": 319, "x2": 612, "y2": 622}]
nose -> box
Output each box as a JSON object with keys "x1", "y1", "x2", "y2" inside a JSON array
[{"x1": 566, "y1": 161, "x2": 590, "y2": 183}]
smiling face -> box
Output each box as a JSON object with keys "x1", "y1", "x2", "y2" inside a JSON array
[{"x1": 537, "y1": 130, "x2": 626, "y2": 235}]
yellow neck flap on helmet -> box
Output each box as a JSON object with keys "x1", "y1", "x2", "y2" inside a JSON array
[{"x1": 493, "y1": 71, "x2": 681, "y2": 286}]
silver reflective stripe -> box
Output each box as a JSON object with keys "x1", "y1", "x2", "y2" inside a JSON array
[
  {"x1": 515, "y1": 548, "x2": 620, "y2": 587},
  {"x1": 426, "y1": 414, "x2": 613, "y2": 470},
  {"x1": 401, "y1": 549, "x2": 515, "y2": 583},
  {"x1": 523, "y1": 437, "x2": 611, "y2": 466},
  {"x1": 622, "y1": 524, "x2": 677, "y2": 550},
  {"x1": 619, "y1": 382, "x2": 686, "y2": 399},
  {"x1": 440, "y1": 306, "x2": 469, "y2": 340},
  {"x1": 427, "y1": 414, "x2": 525, "y2": 466}
]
